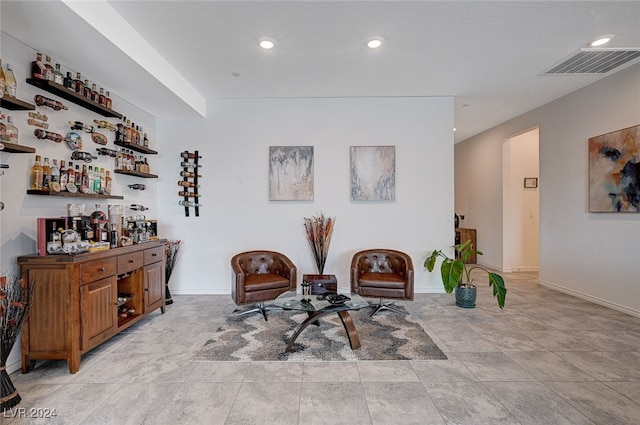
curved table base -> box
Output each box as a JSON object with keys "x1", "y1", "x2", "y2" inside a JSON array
[{"x1": 285, "y1": 310, "x2": 361, "y2": 353}]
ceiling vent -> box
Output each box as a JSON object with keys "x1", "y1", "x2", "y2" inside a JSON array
[{"x1": 542, "y1": 48, "x2": 640, "y2": 75}]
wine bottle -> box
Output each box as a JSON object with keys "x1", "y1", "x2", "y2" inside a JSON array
[
  {"x1": 180, "y1": 152, "x2": 202, "y2": 159},
  {"x1": 34, "y1": 95, "x2": 68, "y2": 111},
  {"x1": 130, "y1": 204, "x2": 148, "y2": 211},
  {"x1": 31, "y1": 52, "x2": 47, "y2": 80},
  {"x1": 93, "y1": 120, "x2": 117, "y2": 131},
  {"x1": 180, "y1": 171, "x2": 202, "y2": 178},
  {"x1": 179, "y1": 200, "x2": 201, "y2": 207},
  {"x1": 4, "y1": 63, "x2": 17, "y2": 98},
  {"x1": 53, "y1": 63, "x2": 64, "y2": 85},
  {"x1": 33, "y1": 129, "x2": 65, "y2": 143},
  {"x1": 69, "y1": 121, "x2": 95, "y2": 133},
  {"x1": 128, "y1": 184, "x2": 146, "y2": 190},
  {"x1": 180, "y1": 162, "x2": 202, "y2": 168},
  {"x1": 178, "y1": 180, "x2": 200, "y2": 188},
  {"x1": 178, "y1": 191, "x2": 201, "y2": 197},
  {"x1": 96, "y1": 147, "x2": 117, "y2": 157},
  {"x1": 30, "y1": 155, "x2": 44, "y2": 190}
]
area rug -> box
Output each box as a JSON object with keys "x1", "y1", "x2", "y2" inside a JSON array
[{"x1": 192, "y1": 306, "x2": 447, "y2": 361}]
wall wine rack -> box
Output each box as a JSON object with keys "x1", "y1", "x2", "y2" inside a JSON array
[{"x1": 179, "y1": 150, "x2": 201, "y2": 217}]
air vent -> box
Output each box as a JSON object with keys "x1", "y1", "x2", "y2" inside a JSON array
[{"x1": 542, "y1": 48, "x2": 640, "y2": 75}]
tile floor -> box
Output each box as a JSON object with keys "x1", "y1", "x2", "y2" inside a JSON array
[{"x1": 4, "y1": 272, "x2": 640, "y2": 424}]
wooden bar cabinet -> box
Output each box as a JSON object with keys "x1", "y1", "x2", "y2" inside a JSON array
[{"x1": 18, "y1": 240, "x2": 166, "y2": 374}]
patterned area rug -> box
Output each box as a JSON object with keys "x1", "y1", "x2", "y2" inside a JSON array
[{"x1": 192, "y1": 306, "x2": 447, "y2": 361}]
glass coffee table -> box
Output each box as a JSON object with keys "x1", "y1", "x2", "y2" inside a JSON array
[{"x1": 273, "y1": 290, "x2": 369, "y2": 352}]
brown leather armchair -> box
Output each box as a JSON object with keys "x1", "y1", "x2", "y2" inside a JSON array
[
  {"x1": 231, "y1": 250, "x2": 297, "y2": 321},
  {"x1": 351, "y1": 249, "x2": 414, "y2": 317}
]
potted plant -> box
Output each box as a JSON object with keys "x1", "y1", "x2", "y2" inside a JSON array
[{"x1": 425, "y1": 239, "x2": 506, "y2": 309}]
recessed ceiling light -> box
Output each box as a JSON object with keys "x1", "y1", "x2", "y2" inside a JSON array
[
  {"x1": 590, "y1": 35, "x2": 613, "y2": 47},
  {"x1": 258, "y1": 38, "x2": 275, "y2": 49},
  {"x1": 366, "y1": 37, "x2": 383, "y2": 49}
]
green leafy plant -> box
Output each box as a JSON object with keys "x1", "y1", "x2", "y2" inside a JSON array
[{"x1": 425, "y1": 239, "x2": 507, "y2": 309}]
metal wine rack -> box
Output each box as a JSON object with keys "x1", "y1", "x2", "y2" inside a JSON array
[{"x1": 180, "y1": 150, "x2": 201, "y2": 217}]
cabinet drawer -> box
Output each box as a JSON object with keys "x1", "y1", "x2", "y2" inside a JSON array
[
  {"x1": 117, "y1": 251, "x2": 144, "y2": 275},
  {"x1": 81, "y1": 258, "x2": 117, "y2": 283},
  {"x1": 144, "y1": 246, "x2": 164, "y2": 265}
]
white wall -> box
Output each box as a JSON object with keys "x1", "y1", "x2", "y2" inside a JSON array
[
  {"x1": 455, "y1": 62, "x2": 640, "y2": 316},
  {"x1": 503, "y1": 128, "x2": 539, "y2": 271},
  {"x1": 0, "y1": 34, "x2": 158, "y2": 372},
  {"x1": 156, "y1": 97, "x2": 454, "y2": 295}
]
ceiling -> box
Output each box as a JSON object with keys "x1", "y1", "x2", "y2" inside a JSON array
[{"x1": 2, "y1": 1, "x2": 639, "y2": 143}]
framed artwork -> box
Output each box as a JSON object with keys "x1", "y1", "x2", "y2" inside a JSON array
[
  {"x1": 588, "y1": 124, "x2": 639, "y2": 212},
  {"x1": 524, "y1": 177, "x2": 538, "y2": 188},
  {"x1": 350, "y1": 146, "x2": 395, "y2": 201},
  {"x1": 269, "y1": 146, "x2": 314, "y2": 201}
]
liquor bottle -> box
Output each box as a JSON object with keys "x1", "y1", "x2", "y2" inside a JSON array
[
  {"x1": 180, "y1": 161, "x2": 202, "y2": 168},
  {"x1": 64, "y1": 72, "x2": 76, "y2": 91},
  {"x1": 49, "y1": 221, "x2": 61, "y2": 244},
  {"x1": 0, "y1": 115, "x2": 6, "y2": 142},
  {"x1": 129, "y1": 204, "x2": 148, "y2": 211},
  {"x1": 80, "y1": 165, "x2": 88, "y2": 190},
  {"x1": 143, "y1": 132, "x2": 149, "y2": 147},
  {"x1": 44, "y1": 55, "x2": 54, "y2": 81},
  {"x1": 99, "y1": 168, "x2": 106, "y2": 194},
  {"x1": 125, "y1": 119, "x2": 132, "y2": 143},
  {"x1": 6, "y1": 116, "x2": 18, "y2": 143},
  {"x1": 42, "y1": 157, "x2": 52, "y2": 190},
  {"x1": 74, "y1": 164, "x2": 80, "y2": 185},
  {"x1": 180, "y1": 171, "x2": 202, "y2": 178},
  {"x1": 178, "y1": 191, "x2": 201, "y2": 197},
  {"x1": 50, "y1": 159, "x2": 60, "y2": 185},
  {"x1": 128, "y1": 184, "x2": 146, "y2": 190},
  {"x1": 94, "y1": 166, "x2": 101, "y2": 194},
  {"x1": 67, "y1": 161, "x2": 75, "y2": 185},
  {"x1": 109, "y1": 223, "x2": 118, "y2": 248},
  {"x1": 180, "y1": 152, "x2": 202, "y2": 159},
  {"x1": 30, "y1": 155, "x2": 44, "y2": 190},
  {"x1": 75, "y1": 72, "x2": 84, "y2": 94},
  {"x1": 83, "y1": 166, "x2": 95, "y2": 193},
  {"x1": 83, "y1": 80, "x2": 91, "y2": 98},
  {"x1": 4, "y1": 63, "x2": 17, "y2": 98},
  {"x1": 105, "y1": 91, "x2": 112, "y2": 109},
  {"x1": 31, "y1": 53, "x2": 47, "y2": 80},
  {"x1": 99, "y1": 87, "x2": 106, "y2": 106},
  {"x1": 105, "y1": 171, "x2": 112, "y2": 195},
  {"x1": 0, "y1": 59, "x2": 5, "y2": 97},
  {"x1": 91, "y1": 83, "x2": 99, "y2": 102},
  {"x1": 34, "y1": 95, "x2": 68, "y2": 111},
  {"x1": 59, "y1": 160, "x2": 68, "y2": 189},
  {"x1": 178, "y1": 180, "x2": 200, "y2": 188},
  {"x1": 179, "y1": 200, "x2": 201, "y2": 207},
  {"x1": 53, "y1": 63, "x2": 64, "y2": 85}
]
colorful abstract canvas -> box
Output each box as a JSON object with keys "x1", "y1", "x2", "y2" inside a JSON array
[
  {"x1": 269, "y1": 146, "x2": 314, "y2": 201},
  {"x1": 350, "y1": 146, "x2": 395, "y2": 201},
  {"x1": 588, "y1": 125, "x2": 640, "y2": 212}
]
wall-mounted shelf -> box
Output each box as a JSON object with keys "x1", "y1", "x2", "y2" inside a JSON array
[
  {"x1": 26, "y1": 78, "x2": 122, "y2": 119},
  {"x1": 114, "y1": 169, "x2": 158, "y2": 179},
  {"x1": 0, "y1": 96, "x2": 36, "y2": 111},
  {"x1": 113, "y1": 141, "x2": 157, "y2": 155},
  {"x1": 27, "y1": 190, "x2": 124, "y2": 200},
  {"x1": 0, "y1": 142, "x2": 36, "y2": 153}
]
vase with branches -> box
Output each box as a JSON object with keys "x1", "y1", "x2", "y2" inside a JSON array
[
  {"x1": 164, "y1": 240, "x2": 182, "y2": 305},
  {"x1": 303, "y1": 213, "x2": 335, "y2": 274},
  {"x1": 0, "y1": 274, "x2": 33, "y2": 412}
]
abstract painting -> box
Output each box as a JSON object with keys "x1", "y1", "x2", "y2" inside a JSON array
[
  {"x1": 588, "y1": 124, "x2": 639, "y2": 212},
  {"x1": 269, "y1": 146, "x2": 314, "y2": 201},
  {"x1": 350, "y1": 146, "x2": 395, "y2": 201}
]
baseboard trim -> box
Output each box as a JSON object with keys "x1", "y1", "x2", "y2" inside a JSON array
[{"x1": 539, "y1": 279, "x2": 640, "y2": 318}]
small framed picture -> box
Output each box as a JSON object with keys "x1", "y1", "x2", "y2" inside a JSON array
[{"x1": 524, "y1": 177, "x2": 538, "y2": 188}]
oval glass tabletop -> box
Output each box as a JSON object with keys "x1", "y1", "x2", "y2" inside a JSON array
[{"x1": 273, "y1": 290, "x2": 369, "y2": 313}]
